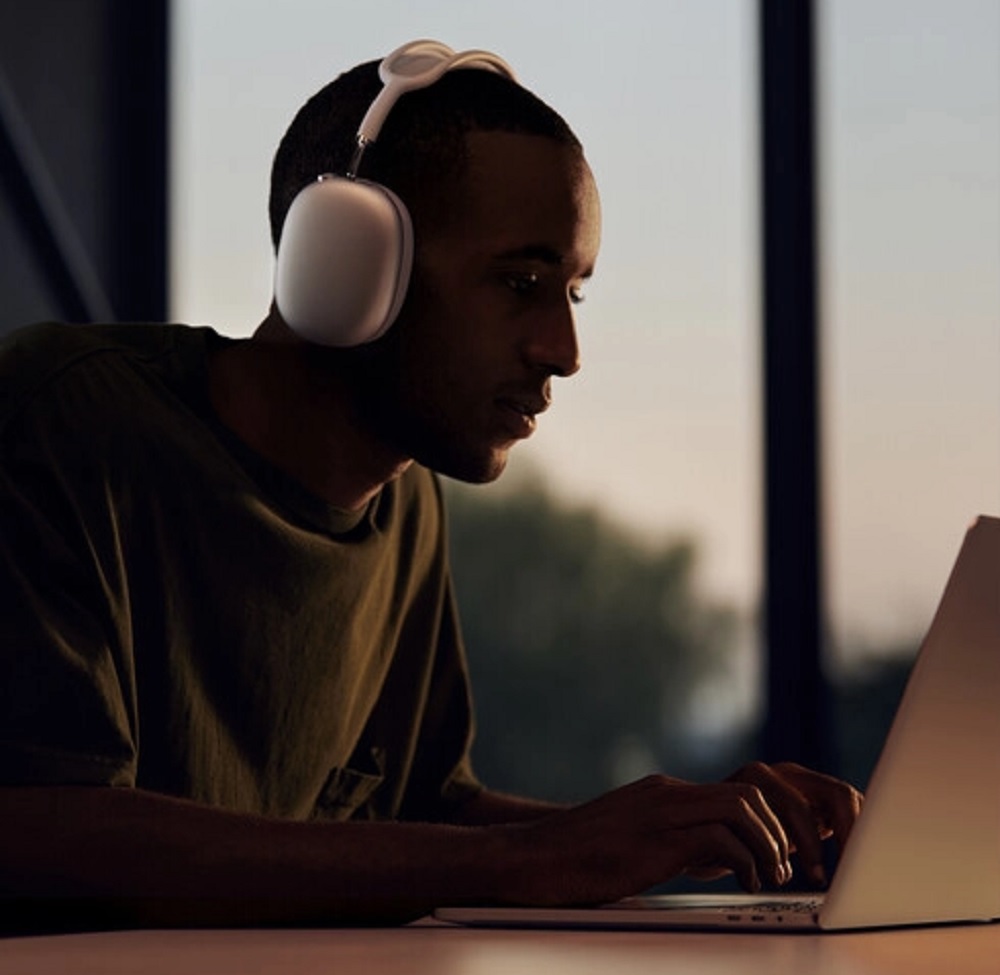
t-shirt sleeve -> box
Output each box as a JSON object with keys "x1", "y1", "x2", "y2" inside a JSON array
[{"x1": 0, "y1": 408, "x2": 137, "y2": 788}]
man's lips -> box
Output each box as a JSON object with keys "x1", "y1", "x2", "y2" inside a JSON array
[
  {"x1": 495, "y1": 393, "x2": 550, "y2": 439},
  {"x1": 497, "y1": 394, "x2": 550, "y2": 420}
]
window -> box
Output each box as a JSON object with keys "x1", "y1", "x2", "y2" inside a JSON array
[{"x1": 819, "y1": 0, "x2": 1000, "y2": 782}]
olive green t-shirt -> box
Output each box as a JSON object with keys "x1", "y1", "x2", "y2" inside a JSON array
[{"x1": 0, "y1": 322, "x2": 481, "y2": 822}]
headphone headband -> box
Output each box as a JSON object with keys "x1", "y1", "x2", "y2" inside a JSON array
[{"x1": 348, "y1": 39, "x2": 517, "y2": 177}]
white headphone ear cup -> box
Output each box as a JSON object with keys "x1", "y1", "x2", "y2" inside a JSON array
[{"x1": 274, "y1": 177, "x2": 414, "y2": 347}]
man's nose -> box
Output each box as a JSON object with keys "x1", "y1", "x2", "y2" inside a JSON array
[{"x1": 522, "y1": 299, "x2": 581, "y2": 378}]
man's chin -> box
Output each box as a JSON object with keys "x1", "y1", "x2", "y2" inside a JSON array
[{"x1": 423, "y1": 445, "x2": 510, "y2": 486}]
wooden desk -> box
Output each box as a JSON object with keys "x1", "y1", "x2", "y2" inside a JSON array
[{"x1": 2, "y1": 921, "x2": 999, "y2": 975}]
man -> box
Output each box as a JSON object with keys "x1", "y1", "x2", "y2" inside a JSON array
[{"x1": 0, "y1": 43, "x2": 861, "y2": 928}]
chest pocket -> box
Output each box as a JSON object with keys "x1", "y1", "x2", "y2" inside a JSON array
[{"x1": 312, "y1": 746, "x2": 386, "y2": 821}]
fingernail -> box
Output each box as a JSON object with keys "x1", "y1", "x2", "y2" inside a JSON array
[{"x1": 782, "y1": 861, "x2": 793, "y2": 885}]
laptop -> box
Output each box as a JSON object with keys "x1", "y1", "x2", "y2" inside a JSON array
[{"x1": 437, "y1": 515, "x2": 1000, "y2": 932}]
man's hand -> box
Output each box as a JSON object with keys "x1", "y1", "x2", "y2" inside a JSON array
[
  {"x1": 726, "y1": 761, "x2": 863, "y2": 889},
  {"x1": 502, "y1": 764, "x2": 863, "y2": 907}
]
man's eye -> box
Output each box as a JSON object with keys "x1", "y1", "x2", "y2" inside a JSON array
[{"x1": 504, "y1": 272, "x2": 540, "y2": 295}]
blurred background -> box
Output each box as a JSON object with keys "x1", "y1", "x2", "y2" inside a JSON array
[{"x1": 1, "y1": 1, "x2": 997, "y2": 797}]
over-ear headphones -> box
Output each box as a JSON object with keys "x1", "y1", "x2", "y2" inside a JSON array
[{"x1": 274, "y1": 39, "x2": 516, "y2": 348}]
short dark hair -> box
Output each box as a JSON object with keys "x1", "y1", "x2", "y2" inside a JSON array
[{"x1": 268, "y1": 57, "x2": 581, "y2": 250}]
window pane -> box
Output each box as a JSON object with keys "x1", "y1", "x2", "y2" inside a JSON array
[{"x1": 819, "y1": 0, "x2": 1000, "y2": 783}]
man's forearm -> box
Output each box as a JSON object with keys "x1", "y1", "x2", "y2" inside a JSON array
[
  {"x1": 0, "y1": 785, "x2": 528, "y2": 928},
  {"x1": 447, "y1": 787, "x2": 565, "y2": 826},
  {"x1": 0, "y1": 766, "x2": 864, "y2": 929}
]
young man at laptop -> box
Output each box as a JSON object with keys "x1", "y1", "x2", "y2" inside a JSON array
[{"x1": 0, "y1": 42, "x2": 862, "y2": 928}]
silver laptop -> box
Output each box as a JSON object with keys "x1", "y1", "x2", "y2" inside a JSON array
[{"x1": 437, "y1": 515, "x2": 1000, "y2": 932}]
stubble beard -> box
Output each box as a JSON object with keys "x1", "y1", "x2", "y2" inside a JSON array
[
  {"x1": 380, "y1": 395, "x2": 511, "y2": 485},
  {"x1": 344, "y1": 345, "x2": 510, "y2": 487}
]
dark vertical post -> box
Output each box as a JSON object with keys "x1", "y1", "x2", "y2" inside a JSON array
[
  {"x1": 110, "y1": 0, "x2": 170, "y2": 322},
  {"x1": 759, "y1": 0, "x2": 832, "y2": 768}
]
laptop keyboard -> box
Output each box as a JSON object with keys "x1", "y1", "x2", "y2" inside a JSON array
[{"x1": 741, "y1": 898, "x2": 824, "y2": 914}]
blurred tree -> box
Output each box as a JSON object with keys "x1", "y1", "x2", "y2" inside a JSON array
[{"x1": 444, "y1": 474, "x2": 738, "y2": 803}]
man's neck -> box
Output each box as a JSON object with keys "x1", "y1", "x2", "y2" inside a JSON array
[{"x1": 207, "y1": 316, "x2": 412, "y2": 511}]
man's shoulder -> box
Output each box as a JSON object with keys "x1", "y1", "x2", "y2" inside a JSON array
[
  {"x1": 0, "y1": 321, "x2": 206, "y2": 379},
  {"x1": 0, "y1": 322, "x2": 214, "y2": 429}
]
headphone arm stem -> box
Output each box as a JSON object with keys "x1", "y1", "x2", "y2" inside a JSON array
[{"x1": 346, "y1": 136, "x2": 371, "y2": 181}]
